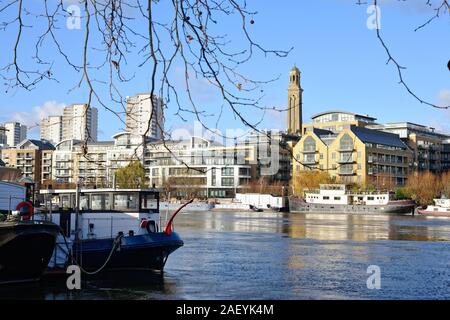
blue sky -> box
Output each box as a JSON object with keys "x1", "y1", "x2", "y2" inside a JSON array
[{"x1": 0, "y1": 0, "x2": 449, "y2": 141}]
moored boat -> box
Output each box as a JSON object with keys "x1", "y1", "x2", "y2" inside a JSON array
[
  {"x1": 38, "y1": 188, "x2": 186, "y2": 274},
  {"x1": 289, "y1": 184, "x2": 415, "y2": 215},
  {"x1": 417, "y1": 197, "x2": 450, "y2": 216},
  {"x1": 0, "y1": 219, "x2": 60, "y2": 285},
  {"x1": 1, "y1": 181, "x2": 59, "y2": 285}
]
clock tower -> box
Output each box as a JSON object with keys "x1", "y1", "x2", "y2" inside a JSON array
[{"x1": 287, "y1": 66, "x2": 303, "y2": 135}]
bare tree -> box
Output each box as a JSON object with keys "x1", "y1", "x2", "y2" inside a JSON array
[{"x1": 1, "y1": 0, "x2": 448, "y2": 178}]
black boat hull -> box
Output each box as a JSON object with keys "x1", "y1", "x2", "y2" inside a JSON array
[
  {"x1": 0, "y1": 221, "x2": 59, "y2": 285},
  {"x1": 72, "y1": 232, "x2": 184, "y2": 273}
]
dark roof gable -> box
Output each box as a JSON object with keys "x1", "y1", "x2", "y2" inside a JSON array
[{"x1": 350, "y1": 126, "x2": 407, "y2": 149}]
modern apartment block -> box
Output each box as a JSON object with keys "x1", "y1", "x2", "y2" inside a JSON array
[
  {"x1": 40, "y1": 115, "x2": 63, "y2": 145},
  {"x1": 0, "y1": 125, "x2": 7, "y2": 147},
  {"x1": 3, "y1": 122, "x2": 27, "y2": 147},
  {"x1": 367, "y1": 122, "x2": 450, "y2": 173},
  {"x1": 293, "y1": 118, "x2": 413, "y2": 187},
  {"x1": 145, "y1": 136, "x2": 254, "y2": 198},
  {"x1": 1, "y1": 139, "x2": 55, "y2": 185},
  {"x1": 237, "y1": 130, "x2": 296, "y2": 185},
  {"x1": 52, "y1": 133, "x2": 144, "y2": 188},
  {"x1": 125, "y1": 93, "x2": 164, "y2": 140},
  {"x1": 62, "y1": 104, "x2": 98, "y2": 142}
]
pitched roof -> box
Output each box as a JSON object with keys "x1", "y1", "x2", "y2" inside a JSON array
[
  {"x1": 350, "y1": 125, "x2": 407, "y2": 149},
  {"x1": 17, "y1": 139, "x2": 55, "y2": 150}
]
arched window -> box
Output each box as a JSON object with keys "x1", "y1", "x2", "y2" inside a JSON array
[
  {"x1": 340, "y1": 134, "x2": 353, "y2": 151},
  {"x1": 303, "y1": 136, "x2": 316, "y2": 152}
]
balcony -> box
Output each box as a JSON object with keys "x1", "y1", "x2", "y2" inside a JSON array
[
  {"x1": 302, "y1": 159, "x2": 318, "y2": 165},
  {"x1": 338, "y1": 169, "x2": 356, "y2": 176},
  {"x1": 302, "y1": 149, "x2": 317, "y2": 154},
  {"x1": 337, "y1": 158, "x2": 355, "y2": 164}
]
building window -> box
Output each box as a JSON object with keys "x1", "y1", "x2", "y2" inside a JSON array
[
  {"x1": 304, "y1": 153, "x2": 315, "y2": 164},
  {"x1": 221, "y1": 167, "x2": 234, "y2": 176},
  {"x1": 211, "y1": 168, "x2": 216, "y2": 186},
  {"x1": 221, "y1": 177, "x2": 234, "y2": 186},
  {"x1": 239, "y1": 168, "x2": 250, "y2": 176},
  {"x1": 303, "y1": 136, "x2": 316, "y2": 152},
  {"x1": 340, "y1": 134, "x2": 353, "y2": 151}
]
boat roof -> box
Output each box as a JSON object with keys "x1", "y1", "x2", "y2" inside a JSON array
[{"x1": 40, "y1": 188, "x2": 160, "y2": 194}]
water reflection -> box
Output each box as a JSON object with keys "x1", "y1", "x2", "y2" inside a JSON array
[
  {"x1": 2, "y1": 211, "x2": 450, "y2": 300},
  {"x1": 176, "y1": 211, "x2": 450, "y2": 242}
]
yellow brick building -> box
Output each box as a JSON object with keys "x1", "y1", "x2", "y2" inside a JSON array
[{"x1": 293, "y1": 122, "x2": 413, "y2": 188}]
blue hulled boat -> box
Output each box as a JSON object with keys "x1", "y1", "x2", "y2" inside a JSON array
[{"x1": 38, "y1": 188, "x2": 188, "y2": 274}]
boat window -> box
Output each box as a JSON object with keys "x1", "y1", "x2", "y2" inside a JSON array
[
  {"x1": 113, "y1": 193, "x2": 138, "y2": 211},
  {"x1": 60, "y1": 195, "x2": 72, "y2": 209},
  {"x1": 80, "y1": 196, "x2": 90, "y2": 210},
  {"x1": 334, "y1": 197, "x2": 341, "y2": 200},
  {"x1": 368, "y1": 197, "x2": 374, "y2": 201},
  {"x1": 323, "y1": 196, "x2": 330, "y2": 200},
  {"x1": 91, "y1": 194, "x2": 110, "y2": 211},
  {"x1": 141, "y1": 193, "x2": 159, "y2": 210}
]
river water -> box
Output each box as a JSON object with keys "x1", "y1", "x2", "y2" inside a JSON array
[{"x1": 2, "y1": 211, "x2": 450, "y2": 299}]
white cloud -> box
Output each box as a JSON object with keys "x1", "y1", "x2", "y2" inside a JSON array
[
  {"x1": 438, "y1": 89, "x2": 450, "y2": 108},
  {"x1": 10, "y1": 100, "x2": 66, "y2": 134},
  {"x1": 427, "y1": 90, "x2": 450, "y2": 134}
]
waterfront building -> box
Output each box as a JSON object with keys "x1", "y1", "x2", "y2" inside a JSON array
[
  {"x1": 442, "y1": 139, "x2": 450, "y2": 172},
  {"x1": 287, "y1": 66, "x2": 303, "y2": 135},
  {"x1": 292, "y1": 125, "x2": 412, "y2": 187},
  {"x1": 125, "y1": 93, "x2": 164, "y2": 140},
  {"x1": 62, "y1": 104, "x2": 98, "y2": 142},
  {"x1": 0, "y1": 125, "x2": 7, "y2": 147},
  {"x1": 367, "y1": 122, "x2": 450, "y2": 173},
  {"x1": 41, "y1": 115, "x2": 63, "y2": 145},
  {"x1": 237, "y1": 130, "x2": 296, "y2": 185},
  {"x1": 52, "y1": 133, "x2": 148, "y2": 188},
  {"x1": 0, "y1": 139, "x2": 55, "y2": 186},
  {"x1": 145, "y1": 136, "x2": 255, "y2": 198},
  {"x1": 3, "y1": 122, "x2": 27, "y2": 147},
  {"x1": 303, "y1": 110, "x2": 377, "y2": 134},
  {"x1": 52, "y1": 139, "x2": 112, "y2": 187},
  {"x1": 107, "y1": 132, "x2": 146, "y2": 186}
]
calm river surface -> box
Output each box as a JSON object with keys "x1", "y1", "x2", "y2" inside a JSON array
[{"x1": 2, "y1": 211, "x2": 450, "y2": 300}]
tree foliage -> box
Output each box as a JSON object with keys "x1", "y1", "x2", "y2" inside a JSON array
[
  {"x1": 403, "y1": 171, "x2": 444, "y2": 206},
  {"x1": 241, "y1": 177, "x2": 285, "y2": 196},
  {"x1": 115, "y1": 160, "x2": 146, "y2": 189},
  {"x1": 292, "y1": 170, "x2": 333, "y2": 197}
]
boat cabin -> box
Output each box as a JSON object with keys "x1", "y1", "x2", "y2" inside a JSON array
[
  {"x1": 304, "y1": 184, "x2": 392, "y2": 206},
  {"x1": 38, "y1": 188, "x2": 162, "y2": 240},
  {"x1": 432, "y1": 198, "x2": 450, "y2": 210}
]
